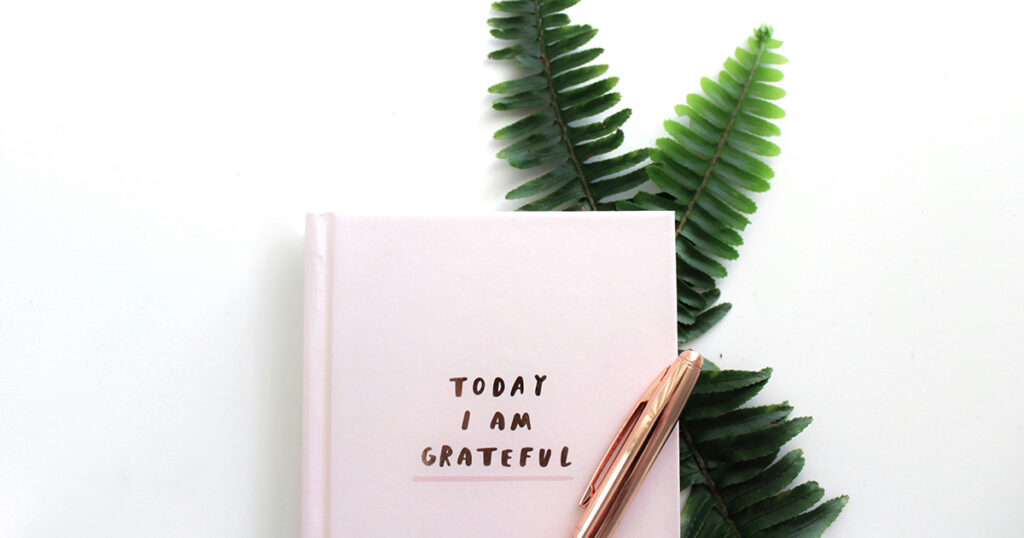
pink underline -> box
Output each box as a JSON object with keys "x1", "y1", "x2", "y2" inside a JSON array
[{"x1": 412, "y1": 475, "x2": 573, "y2": 482}]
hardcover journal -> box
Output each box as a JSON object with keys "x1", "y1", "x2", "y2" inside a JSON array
[{"x1": 302, "y1": 213, "x2": 679, "y2": 537}]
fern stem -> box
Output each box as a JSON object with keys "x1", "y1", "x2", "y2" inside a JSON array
[
  {"x1": 681, "y1": 421, "x2": 742, "y2": 537},
  {"x1": 532, "y1": 0, "x2": 597, "y2": 210},
  {"x1": 675, "y1": 37, "x2": 768, "y2": 238}
]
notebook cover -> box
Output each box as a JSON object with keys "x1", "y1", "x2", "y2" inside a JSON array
[{"x1": 302, "y1": 213, "x2": 678, "y2": 537}]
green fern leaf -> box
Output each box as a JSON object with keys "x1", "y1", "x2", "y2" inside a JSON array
[
  {"x1": 487, "y1": 7, "x2": 846, "y2": 536},
  {"x1": 679, "y1": 362, "x2": 846, "y2": 537},
  {"x1": 665, "y1": 28, "x2": 845, "y2": 538},
  {"x1": 621, "y1": 24, "x2": 788, "y2": 344},
  {"x1": 489, "y1": 0, "x2": 648, "y2": 210}
]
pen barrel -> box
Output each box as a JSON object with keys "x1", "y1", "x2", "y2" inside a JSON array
[{"x1": 572, "y1": 351, "x2": 703, "y2": 538}]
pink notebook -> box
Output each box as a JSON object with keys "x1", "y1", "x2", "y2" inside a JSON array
[{"x1": 302, "y1": 213, "x2": 679, "y2": 537}]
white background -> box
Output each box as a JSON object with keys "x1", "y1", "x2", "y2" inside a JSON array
[{"x1": 1, "y1": 0, "x2": 1021, "y2": 536}]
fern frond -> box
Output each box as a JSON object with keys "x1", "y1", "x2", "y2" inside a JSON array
[
  {"x1": 679, "y1": 363, "x2": 848, "y2": 537},
  {"x1": 488, "y1": 0, "x2": 648, "y2": 210},
  {"x1": 618, "y1": 24, "x2": 786, "y2": 344},
  {"x1": 487, "y1": 10, "x2": 847, "y2": 536}
]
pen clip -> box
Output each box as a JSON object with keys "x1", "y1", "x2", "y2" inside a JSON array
[
  {"x1": 578, "y1": 364, "x2": 674, "y2": 507},
  {"x1": 573, "y1": 351, "x2": 705, "y2": 538},
  {"x1": 578, "y1": 400, "x2": 648, "y2": 507}
]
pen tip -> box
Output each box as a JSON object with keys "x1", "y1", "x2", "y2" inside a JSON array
[{"x1": 679, "y1": 350, "x2": 704, "y2": 369}]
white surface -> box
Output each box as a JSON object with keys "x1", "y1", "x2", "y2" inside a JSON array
[
  {"x1": 0, "y1": 0, "x2": 1021, "y2": 536},
  {"x1": 303, "y1": 214, "x2": 678, "y2": 537}
]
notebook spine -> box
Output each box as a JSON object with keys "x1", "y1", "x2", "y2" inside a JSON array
[{"x1": 302, "y1": 214, "x2": 332, "y2": 538}]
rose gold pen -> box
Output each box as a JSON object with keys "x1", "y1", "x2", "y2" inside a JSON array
[{"x1": 571, "y1": 350, "x2": 704, "y2": 538}]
